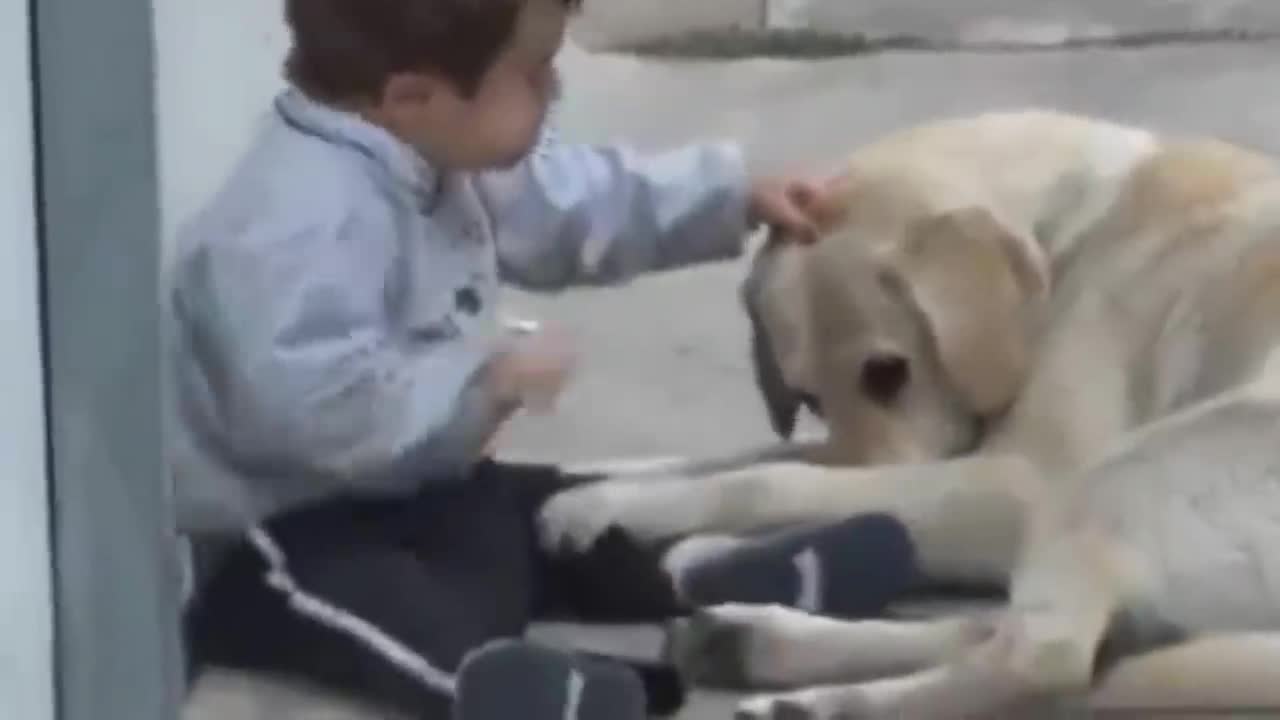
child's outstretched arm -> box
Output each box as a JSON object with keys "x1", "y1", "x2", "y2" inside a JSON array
[{"x1": 476, "y1": 111, "x2": 819, "y2": 291}]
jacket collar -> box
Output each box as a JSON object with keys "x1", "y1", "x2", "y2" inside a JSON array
[{"x1": 274, "y1": 87, "x2": 444, "y2": 212}]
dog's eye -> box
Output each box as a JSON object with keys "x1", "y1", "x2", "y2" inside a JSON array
[{"x1": 860, "y1": 354, "x2": 910, "y2": 406}]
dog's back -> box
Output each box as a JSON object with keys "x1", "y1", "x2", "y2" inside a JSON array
[
  {"x1": 985, "y1": 137, "x2": 1280, "y2": 466},
  {"x1": 1085, "y1": 140, "x2": 1280, "y2": 405}
]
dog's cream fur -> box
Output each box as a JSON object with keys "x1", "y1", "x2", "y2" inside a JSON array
[{"x1": 539, "y1": 109, "x2": 1280, "y2": 717}]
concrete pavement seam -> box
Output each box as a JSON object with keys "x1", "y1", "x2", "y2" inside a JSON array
[{"x1": 617, "y1": 27, "x2": 1280, "y2": 60}]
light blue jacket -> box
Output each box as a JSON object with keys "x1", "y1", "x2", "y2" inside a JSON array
[{"x1": 165, "y1": 87, "x2": 752, "y2": 537}]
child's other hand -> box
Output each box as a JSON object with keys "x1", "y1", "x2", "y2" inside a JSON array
[
  {"x1": 490, "y1": 325, "x2": 577, "y2": 415},
  {"x1": 747, "y1": 175, "x2": 826, "y2": 244}
]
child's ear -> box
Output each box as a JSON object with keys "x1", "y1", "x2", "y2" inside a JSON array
[{"x1": 381, "y1": 72, "x2": 438, "y2": 107}]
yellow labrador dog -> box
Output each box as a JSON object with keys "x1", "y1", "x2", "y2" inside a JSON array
[{"x1": 539, "y1": 109, "x2": 1280, "y2": 718}]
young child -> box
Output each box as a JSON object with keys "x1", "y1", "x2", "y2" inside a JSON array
[{"x1": 170, "y1": 0, "x2": 919, "y2": 718}]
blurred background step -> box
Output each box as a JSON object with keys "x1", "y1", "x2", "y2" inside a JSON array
[{"x1": 572, "y1": 0, "x2": 1280, "y2": 55}]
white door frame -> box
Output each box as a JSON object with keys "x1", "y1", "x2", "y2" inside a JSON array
[{"x1": 0, "y1": 0, "x2": 54, "y2": 717}]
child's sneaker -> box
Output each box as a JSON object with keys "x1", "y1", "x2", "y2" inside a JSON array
[
  {"x1": 678, "y1": 513, "x2": 918, "y2": 618},
  {"x1": 453, "y1": 639, "x2": 648, "y2": 720}
]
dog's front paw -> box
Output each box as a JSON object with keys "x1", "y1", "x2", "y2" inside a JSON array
[
  {"x1": 537, "y1": 480, "x2": 695, "y2": 554},
  {"x1": 735, "y1": 688, "x2": 882, "y2": 720},
  {"x1": 667, "y1": 605, "x2": 791, "y2": 690},
  {"x1": 537, "y1": 483, "x2": 626, "y2": 553}
]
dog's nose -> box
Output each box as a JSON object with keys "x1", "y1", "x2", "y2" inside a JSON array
[{"x1": 799, "y1": 392, "x2": 824, "y2": 418}]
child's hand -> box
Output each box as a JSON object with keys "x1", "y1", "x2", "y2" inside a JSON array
[
  {"x1": 747, "y1": 175, "x2": 826, "y2": 244},
  {"x1": 489, "y1": 325, "x2": 578, "y2": 415}
]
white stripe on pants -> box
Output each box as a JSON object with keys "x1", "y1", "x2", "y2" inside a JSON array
[{"x1": 245, "y1": 526, "x2": 459, "y2": 697}]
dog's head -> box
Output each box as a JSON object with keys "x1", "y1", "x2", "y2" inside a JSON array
[{"x1": 743, "y1": 167, "x2": 1050, "y2": 465}]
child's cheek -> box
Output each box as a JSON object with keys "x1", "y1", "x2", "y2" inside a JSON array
[{"x1": 510, "y1": 90, "x2": 548, "y2": 149}]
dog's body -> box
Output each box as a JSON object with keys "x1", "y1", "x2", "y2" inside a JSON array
[{"x1": 539, "y1": 110, "x2": 1280, "y2": 717}]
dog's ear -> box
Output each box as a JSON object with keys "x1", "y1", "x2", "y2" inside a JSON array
[
  {"x1": 741, "y1": 239, "x2": 803, "y2": 439},
  {"x1": 896, "y1": 206, "x2": 1050, "y2": 415},
  {"x1": 748, "y1": 306, "x2": 801, "y2": 438}
]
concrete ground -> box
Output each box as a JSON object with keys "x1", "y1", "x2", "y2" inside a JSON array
[{"x1": 182, "y1": 1, "x2": 1280, "y2": 718}]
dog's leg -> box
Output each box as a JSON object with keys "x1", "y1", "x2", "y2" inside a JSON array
[
  {"x1": 538, "y1": 454, "x2": 1044, "y2": 586},
  {"x1": 665, "y1": 602, "x2": 993, "y2": 691},
  {"x1": 560, "y1": 440, "x2": 830, "y2": 479},
  {"x1": 732, "y1": 528, "x2": 1131, "y2": 719},
  {"x1": 1091, "y1": 633, "x2": 1280, "y2": 713},
  {"x1": 747, "y1": 633, "x2": 1280, "y2": 717},
  {"x1": 728, "y1": 594, "x2": 1280, "y2": 720},
  {"x1": 731, "y1": 385, "x2": 1280, "y2": 718}
]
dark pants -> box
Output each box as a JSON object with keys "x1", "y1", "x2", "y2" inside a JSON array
[{"x1": 184, "y1": 461, "x2": 685, "y2": 719}]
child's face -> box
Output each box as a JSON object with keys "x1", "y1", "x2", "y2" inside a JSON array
[{"x1": 374, "y1": 0, "x2": 568, "y2": 170}]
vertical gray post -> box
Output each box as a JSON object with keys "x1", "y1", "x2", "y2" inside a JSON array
[{"x1": 30, "y1": 0, "x2": 185, "y2": 718}]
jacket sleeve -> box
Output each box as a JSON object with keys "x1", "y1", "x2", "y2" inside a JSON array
[
  {"x1": 177, "y1": 199, "x2": 507, "y2": 495},
  {"x1": 475, "y1": 113, "x2": 754, "y2": 290}
]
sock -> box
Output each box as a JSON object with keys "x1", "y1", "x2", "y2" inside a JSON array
[
  {"x1": 453, "y1": 639, "x2": 648, "y2": 720},
  {"x1": 677, "y1": 513, "x2": 918, "y2": 618},
  {"x1": 546, "y1": 527, "x2": 686, "y2": 624}
]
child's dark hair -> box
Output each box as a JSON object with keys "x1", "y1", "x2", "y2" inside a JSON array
[{"x1": 284, "y1": 0, "x2": 582, "y2": 102}]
